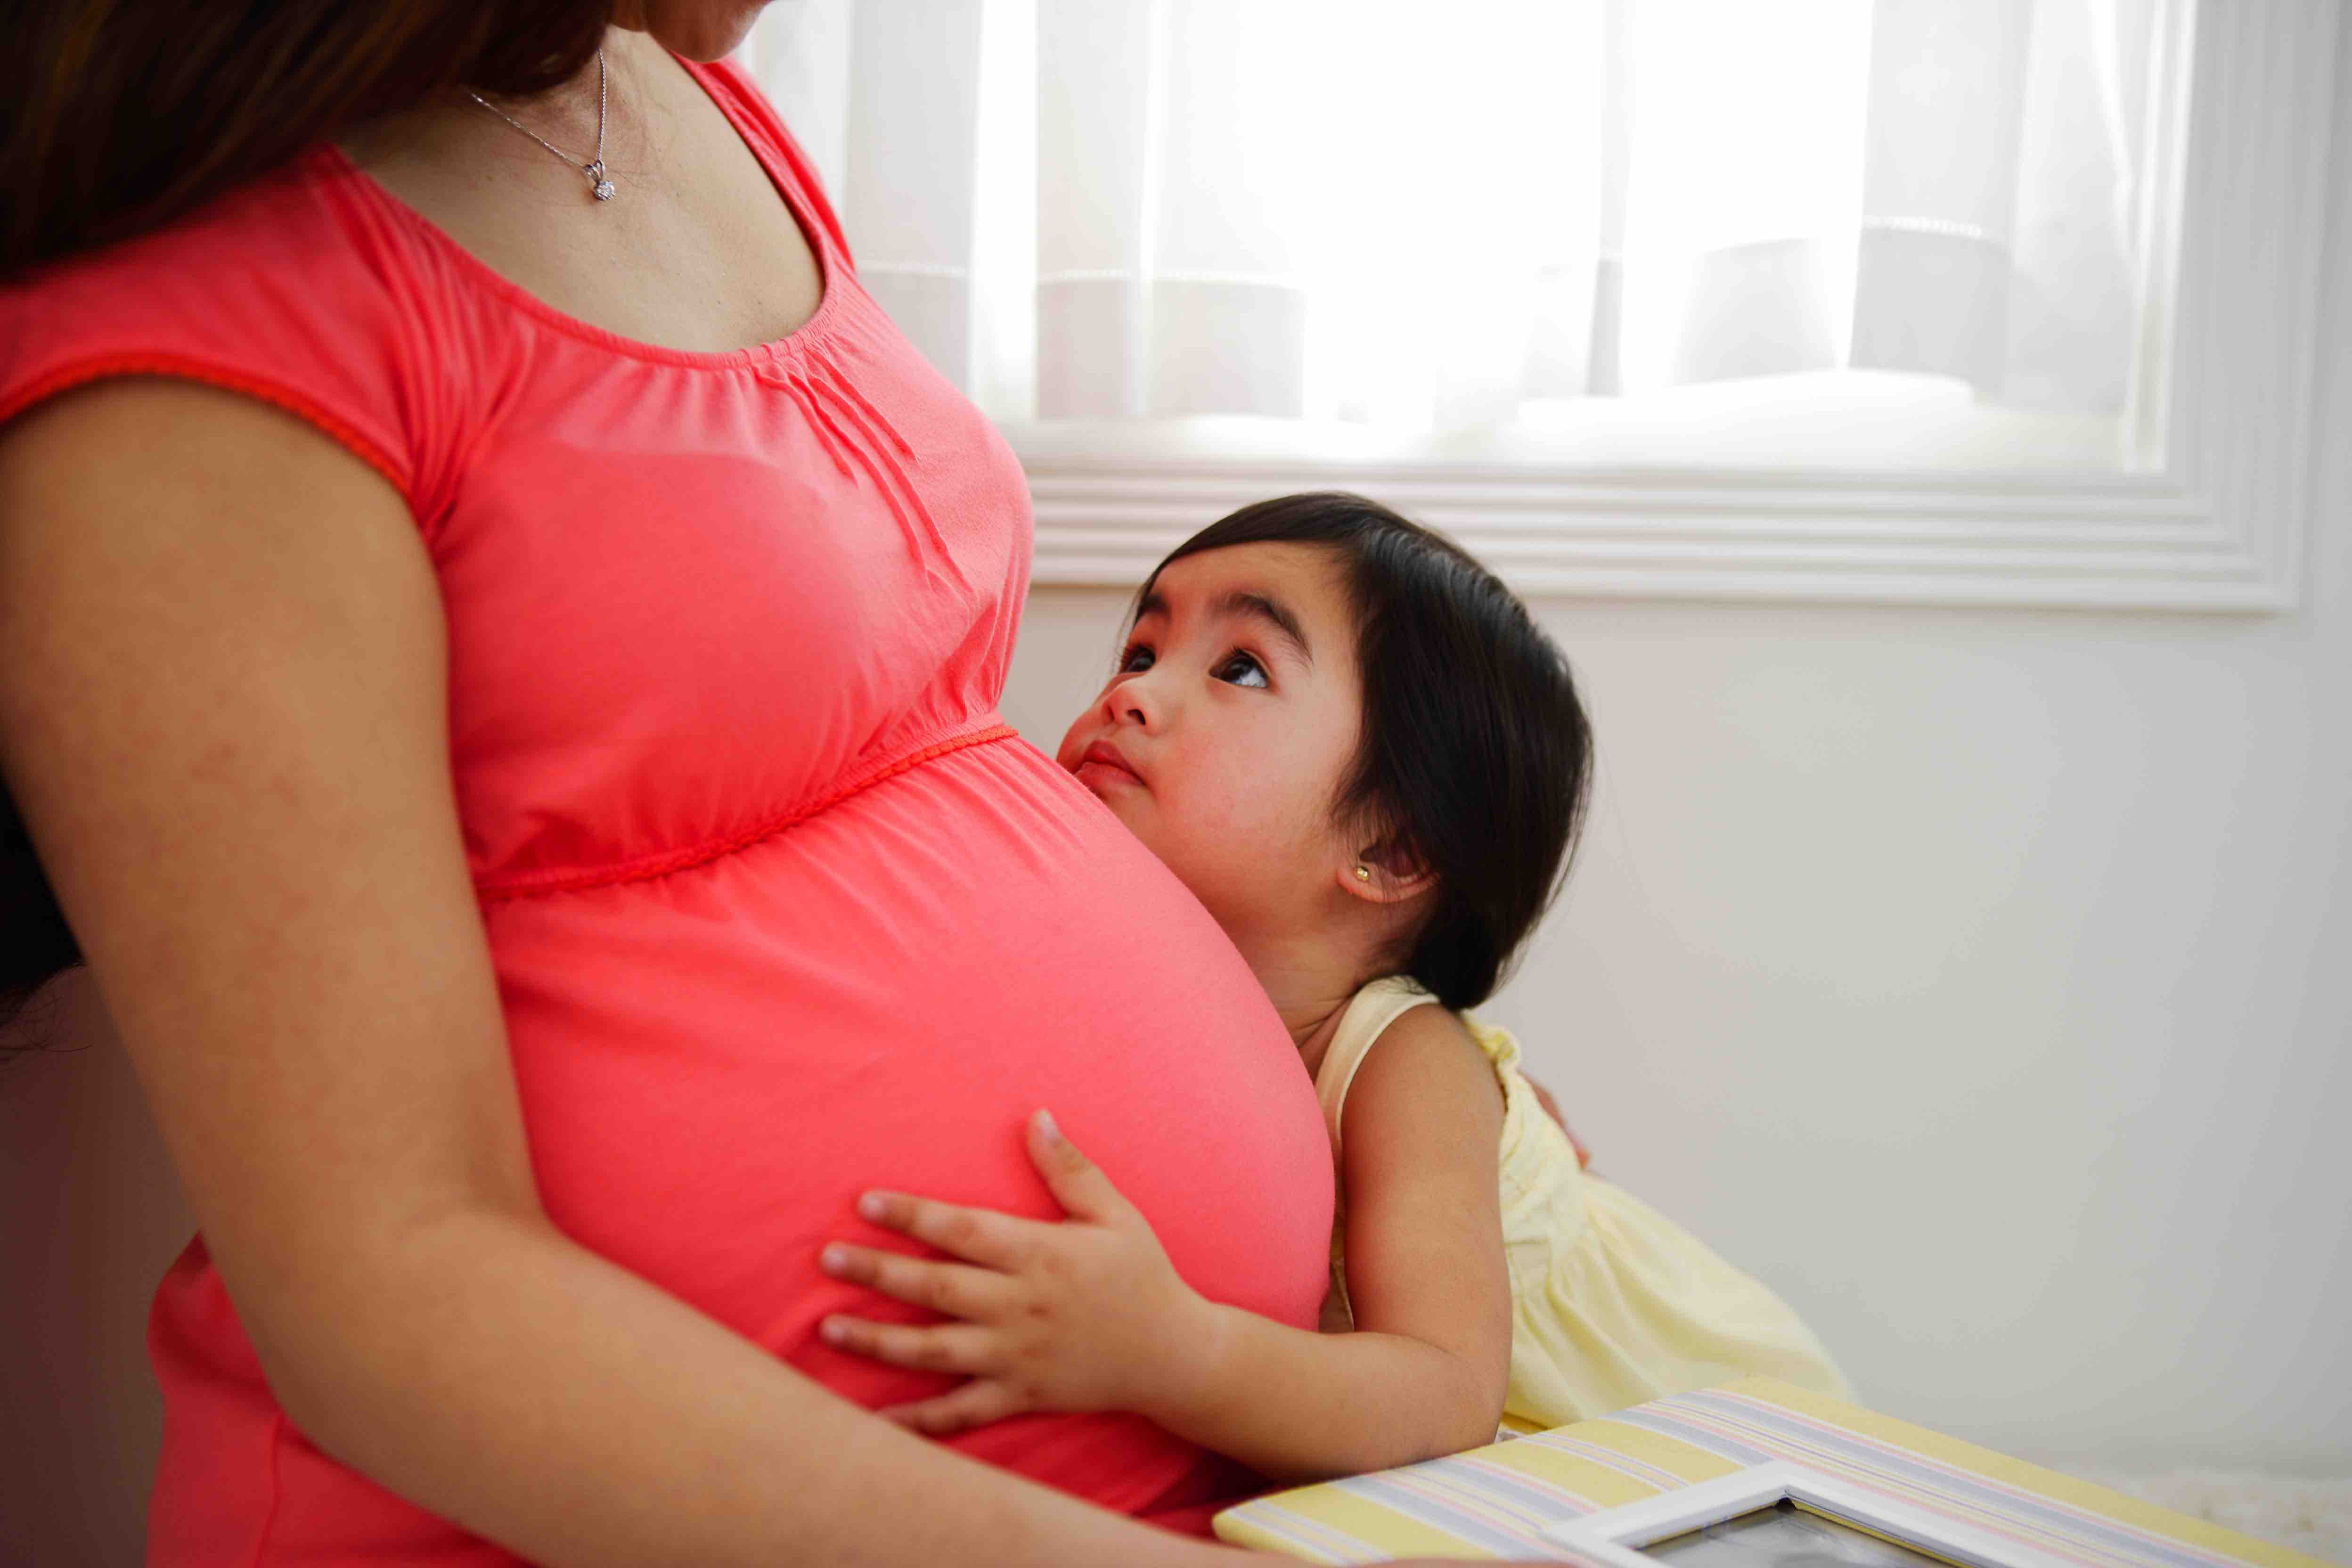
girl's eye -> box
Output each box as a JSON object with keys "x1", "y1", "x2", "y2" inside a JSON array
[
  {"x1": 1116, "y1": 642, "x2": 1265, "y2": 687},
  {"x1": 1216, "y1": 652, "x2": 1269, "y2": 689}
]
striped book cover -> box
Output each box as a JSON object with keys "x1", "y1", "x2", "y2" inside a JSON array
[{"x1": 1211, "y1": 1377, "x2": 2333, "y2": 1568}]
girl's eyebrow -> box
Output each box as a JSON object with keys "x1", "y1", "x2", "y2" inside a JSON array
[{"x1": 1135, "y1": 587, "x2": 1315, "y2": 668}]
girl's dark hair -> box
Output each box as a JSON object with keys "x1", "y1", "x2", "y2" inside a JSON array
[
  {"x1": 1138, "y1": 492, "x2": 1594, "y2": 1011},
  {"x1": 1, "y1": 0, "x2": 614, "y2": 1052}
]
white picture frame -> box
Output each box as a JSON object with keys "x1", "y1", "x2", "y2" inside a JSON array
[{"x1": 1540, "y1": 1461, "x2": 2080, "y2": 1568}]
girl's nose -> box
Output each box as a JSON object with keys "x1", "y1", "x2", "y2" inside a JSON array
[{"x1": 1104, "y1": 670, "x2": 1164, "y2": 731}]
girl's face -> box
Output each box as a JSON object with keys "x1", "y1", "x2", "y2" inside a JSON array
[{"x1": 1055, "y1": 543, "x2": 1370, "y2": 940}]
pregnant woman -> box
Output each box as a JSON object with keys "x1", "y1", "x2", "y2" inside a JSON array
[{"x1": 0, "y1": 5, "x2": 1449, "y2": 1564}]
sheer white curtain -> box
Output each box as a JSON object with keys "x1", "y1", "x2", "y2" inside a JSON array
[{"x1": 746, "y1": 0, "x2": 2162, "y2": 445}]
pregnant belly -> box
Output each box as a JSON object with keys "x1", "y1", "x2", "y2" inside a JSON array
[{"x1": 484, "y1": 735, "x2": 1333, "y2": 1514}]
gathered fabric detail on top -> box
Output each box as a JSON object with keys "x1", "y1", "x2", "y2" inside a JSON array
[{"x1": 757, "y1": 336, "x2": 967, "y2": 591}]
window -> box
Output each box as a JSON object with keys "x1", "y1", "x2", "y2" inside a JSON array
[{"x1": 749, "y1": 0, "x2": 2336, "y2": 609}]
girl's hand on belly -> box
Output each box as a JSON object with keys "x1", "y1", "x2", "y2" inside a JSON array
[{"x1": 817, "y1": 1109, "x2": 1212, "y2": 1437}]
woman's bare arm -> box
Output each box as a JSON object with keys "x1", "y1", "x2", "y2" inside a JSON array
[{"x1": 0, "y1": 379, "x2": 1233, "y2": 1568}]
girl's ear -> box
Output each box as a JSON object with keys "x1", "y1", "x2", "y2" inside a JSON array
[{"x1": 1340, "y1": 835, "x2": 1436, "y2": 906}]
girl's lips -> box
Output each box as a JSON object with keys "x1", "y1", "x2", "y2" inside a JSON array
[{"x1": 1076, "y1": 740, "x2": 1144, "y2": 789}]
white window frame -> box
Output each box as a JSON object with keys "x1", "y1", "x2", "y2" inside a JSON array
[{"x1": 1017, "y1": 0, "x2": 2337, "y2": 612}]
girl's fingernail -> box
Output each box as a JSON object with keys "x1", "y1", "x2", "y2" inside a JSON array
[
  {"x1": 820, "y1": 1317, "x2": 848, "y2": 1345},
  {"x1": 1035, "y1": 1108, "x2": 1060, "y2": 1142},
  {"x1": 820, "y1": 1244, "x2": 849, "y2": 1273},
  {"x1": 858, "y1": 1192, "x2": 887, "y2": 1221}
]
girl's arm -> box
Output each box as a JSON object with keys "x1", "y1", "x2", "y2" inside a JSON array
[
  {"x1": 0, "y1": 381, "x2": 1240, "y2": 1568},
  {"x1": 822, "y1": 1004, "x2": 1513, "y2": 1481}
]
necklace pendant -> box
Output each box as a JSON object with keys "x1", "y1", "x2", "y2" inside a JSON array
[{"x1": 587, "y1": 161, "x2": 616, "y2": 201}]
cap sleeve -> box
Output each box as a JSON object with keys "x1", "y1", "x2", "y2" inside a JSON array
[
  {"x1": 1313, "y1": 976, "x2": 1445, "y2": 1157},
  {"x1": 0, "y1": 152, "x2": 488, "y2": 550}
]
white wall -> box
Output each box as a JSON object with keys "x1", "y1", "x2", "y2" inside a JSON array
[{"x1": 1004, "y1": 562, "x2": 2352, "y2": 1475}]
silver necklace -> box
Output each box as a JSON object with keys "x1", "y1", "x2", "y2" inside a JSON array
[{"x1": 467, "y1": 48, "x2": 616, "y2": 201}]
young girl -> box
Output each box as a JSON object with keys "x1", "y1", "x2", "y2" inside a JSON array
[{"x1": 816, "y1": 492, "x2": 1851, "y2": 1481}]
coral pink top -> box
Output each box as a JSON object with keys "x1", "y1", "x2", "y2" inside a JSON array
[{"x1": 0, "y1": 58, "x2": 1331, "y2": 1565}]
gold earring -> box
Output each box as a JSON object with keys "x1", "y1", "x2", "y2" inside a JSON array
[{"x1": 1354, "y1": 865, "x2": 1372, "y2": 882}]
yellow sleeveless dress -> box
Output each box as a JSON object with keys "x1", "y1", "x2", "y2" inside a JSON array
[{"x1": 1315, "y1": 976, "x2": 1853, "y2": 1432}]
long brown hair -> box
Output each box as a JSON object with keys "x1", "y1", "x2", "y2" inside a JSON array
[{"x1": 0, "y1": 0, "x2": 614, "y2": 1051}]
